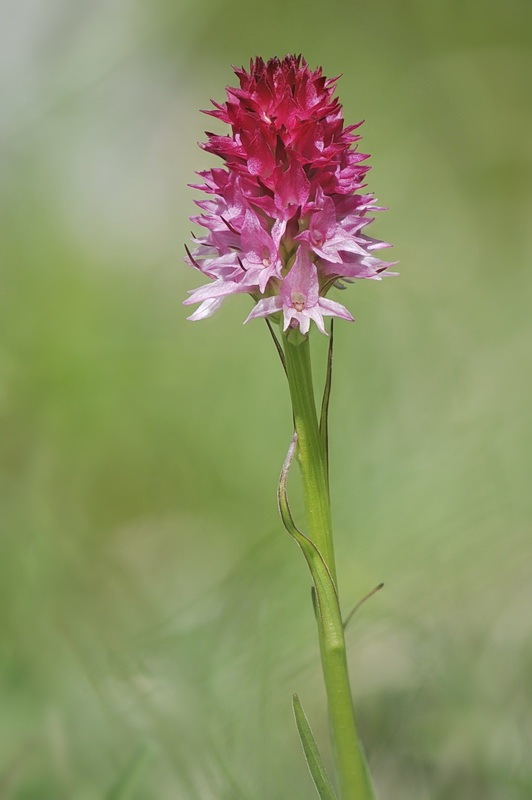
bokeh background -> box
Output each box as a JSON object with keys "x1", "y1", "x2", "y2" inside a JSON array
[{"x1": 1, "y1": 0, "x2": 531, "y2": 797}]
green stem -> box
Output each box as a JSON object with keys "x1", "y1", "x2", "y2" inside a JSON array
[
  {"x1": 282, "y1": 333, "x2": 336, "y2": 583},
  {"x1": 282, "y1": 331, "x2": 375, "y2": 800}
]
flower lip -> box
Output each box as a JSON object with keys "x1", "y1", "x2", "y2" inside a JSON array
[{"x1": 291, "y1": 292, "x2": 306, "y2": 312}]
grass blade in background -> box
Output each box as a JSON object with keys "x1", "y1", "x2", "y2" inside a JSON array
[
  {"x1": 292, "y1": 694, "x2": 338, "y2": 800},
  {"x1": 105, "y1": 746, "x2": 153, "y2": 800}
]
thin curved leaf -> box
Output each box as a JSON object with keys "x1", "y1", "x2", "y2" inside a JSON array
[
  {"x1": 277, "y1": 433, "x2": 340, "y2": 637},
  {"x1": 343, "y1": 583, "x2": 384, "y2": 630},
  {"x1": 319, "y1": 318, "x2": 334, "y2": 484}
]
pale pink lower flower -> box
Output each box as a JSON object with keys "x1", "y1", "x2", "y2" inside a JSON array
[{"x1": 245, "y1": 247, "x2": 354, "y2": 335}]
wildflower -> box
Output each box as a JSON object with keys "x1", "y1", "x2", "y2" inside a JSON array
[
  {"x1": 184, "y1": 55, "x2": 396, "y2": 334},
  {"x1": 245, "y1": 246, "x2": 354, "y2": 335}
]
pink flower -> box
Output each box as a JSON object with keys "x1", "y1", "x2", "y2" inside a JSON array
[
  {"x1": 184, "y1": 55, "x2": 396, "y2": 334},
  {"x1": 245, "y1": 246, "x2": 354, "y2": 335}
]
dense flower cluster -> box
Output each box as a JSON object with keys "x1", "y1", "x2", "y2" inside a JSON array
[{"x1": 184, "y1": 55, "x2": 396, "y2": 334}]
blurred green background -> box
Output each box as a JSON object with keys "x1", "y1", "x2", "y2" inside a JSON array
[{"x1": 1, "y1": 0, "x2": 531, "y2": 798}]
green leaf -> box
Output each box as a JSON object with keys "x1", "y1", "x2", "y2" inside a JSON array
[
  {"x1": 292, "y1": 694, "x2": 338, "y2": 800},
  {"x1": 319, "y1": 318, "x2": 334, "y2": 484},
  {"x1": 265, "y1": 318, "x2": 287, "y2": 376},
  {"x1": 277, "y1": 433, "x2": 340, "y2": 636},
  {"x1": 105, "y1": 746, "x2": 153, "y2": 800},
  {"x1": 343, "y1": 583, "x2": 384, "y2": 631}
]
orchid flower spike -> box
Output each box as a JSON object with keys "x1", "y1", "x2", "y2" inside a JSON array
[{"x1": 184, "y1": 54, "x2": 397, "y2": 334}]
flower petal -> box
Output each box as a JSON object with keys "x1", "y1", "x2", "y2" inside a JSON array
[
  {"x1": 244, "y1": 296, "x2": 282, "y2": 323},
  {"x1": 318, "y1": 297, "x2": 355, "y2": 322},
  {"x1": 186, "y1": 297, "x2": 225, "y2": 321},
  {"x1": 183, "y1": 279, "x2": 252, "y2": 306}
]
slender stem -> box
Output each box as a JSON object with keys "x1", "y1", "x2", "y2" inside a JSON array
[
  {"x1": 282, "y1": 334, "x2": 336, "y2": 583},
  {"x1": 282, "y1": 331, "x2": 375, "y2": 800}
]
